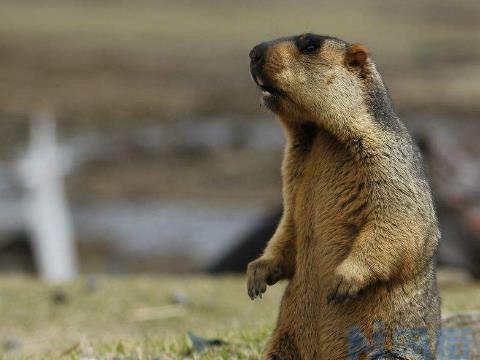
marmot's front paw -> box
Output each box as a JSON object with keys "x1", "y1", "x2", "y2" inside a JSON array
[
  {"x1": 247, "y1": 258, "x2": 282, "y2": 300},
  {"x1": 326, "y1": 260, "x2": 368, "y2": 304}
]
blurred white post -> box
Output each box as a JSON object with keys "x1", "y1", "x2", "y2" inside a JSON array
[{"x1": 17, "y1": 111, "x2": 78, "y2": 283}]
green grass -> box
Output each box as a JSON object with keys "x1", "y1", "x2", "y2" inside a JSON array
[
  {"x1": 0, "y1": 274, "x2": 479, "y2": 359},
  {"x1": 0, "y1": 275, "x2": 283, "y2": 359}
]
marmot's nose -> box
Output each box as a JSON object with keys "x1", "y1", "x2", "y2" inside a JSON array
[{"x1": 249, "y1": 43, "x2": 267, "y2": 65}]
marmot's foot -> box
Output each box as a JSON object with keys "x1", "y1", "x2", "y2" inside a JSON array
[{"x1": 247, "y1": 258, "x2": 282, "y2": 300}]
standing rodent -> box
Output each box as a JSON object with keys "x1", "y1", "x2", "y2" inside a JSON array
[{"x1": 246, "y1": 34, "x2": 441, "y2": 359}]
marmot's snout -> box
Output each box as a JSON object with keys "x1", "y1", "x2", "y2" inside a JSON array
[
  {"x1": 249, "y1": 42, "x2": 267, "y2": 67},
  {"x1": 249, "y1": 42, "x2": 276, "y2": 92},
  {"x1": 249, "y1": 41, "x2": 284, "y2": 112}
]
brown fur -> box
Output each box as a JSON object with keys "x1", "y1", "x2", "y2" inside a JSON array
[
  {"x1": 345, "y1": 44, "x2": 369, "y2": 67},
  {"x1": 247, "y1": 34, "x2": 440, "y2": 359}
]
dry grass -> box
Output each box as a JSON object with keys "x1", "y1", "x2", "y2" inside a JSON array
[
  {"x1": 0, "y1": 275, "x2": 282, "y2": 359},
  {"x1": 0, "y1": 273, "x2": 479, "y2": 359}
]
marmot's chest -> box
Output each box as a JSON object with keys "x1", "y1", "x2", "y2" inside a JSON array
[{"x1": 287, "y1": 133, "x2": 367, "y2": 250}]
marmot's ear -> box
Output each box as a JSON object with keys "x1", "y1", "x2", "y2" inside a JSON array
[{"x1": 345, "y1": 44, "x2": 369, "y2": 67}]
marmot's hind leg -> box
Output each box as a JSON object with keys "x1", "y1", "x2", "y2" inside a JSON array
[{"x1": 264, "y1": 331, "x2": 300, "y2": 360}]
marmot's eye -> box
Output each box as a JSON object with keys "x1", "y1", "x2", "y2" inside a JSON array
[
  {"x1": 304, "y1": 44, "x2": 318, "y2": 53},
  {"x1": 299, "y1": 40, "x2": 319, "y2": 54},
  {"x1": 297, "y1": 34, "x2": 320, "y2": 54}
]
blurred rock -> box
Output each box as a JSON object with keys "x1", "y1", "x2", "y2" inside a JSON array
[
  {"x1": 187, "y1": 331, "x2": 227, "y2": 353},
  {"x1": 0, "y1": 232, "x2": 35, "y2": 273},
  {"x1": 413, "y1": 118, "x2": 480, "y2": 278},
  {"x1": 3, "y1": 338, "x2": 20, "y2": 351},
  {"x1": 51, "y1": 289, "x2": 69, "y2": 305},
  {"x1": 168, "y1": 291, "x2": 188, "y2": 305},
  {"x1": 209, "y1": 209, "x2": 280, "y2": 273}
]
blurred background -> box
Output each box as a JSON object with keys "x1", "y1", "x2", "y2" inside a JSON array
[{"x1": 0, "y1": 0, "x2": 479, "y2": 358}]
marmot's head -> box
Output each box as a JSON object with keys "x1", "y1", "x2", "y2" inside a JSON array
[{"x1": 250, "y1": 34, "x2": 382, "y2": 122}]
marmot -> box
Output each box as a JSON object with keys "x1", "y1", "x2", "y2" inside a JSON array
[{"x1": 246, "y1": 34, "x2": 441, "y2": 359}]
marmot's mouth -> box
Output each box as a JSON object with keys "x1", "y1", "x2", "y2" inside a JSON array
[
  {"x1": 259, "y1": 84, "x2": 282, "y2": 97},
  {"x1": 259, "y1": 84, "x2": 284, "y2": 112},
  {"x1": 251, "y1": 70, "x2": 283, "y2": 98}
]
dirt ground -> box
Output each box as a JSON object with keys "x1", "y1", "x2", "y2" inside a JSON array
[{"x1": 0, "y1": 0, "x2": 479, "y2": 127}]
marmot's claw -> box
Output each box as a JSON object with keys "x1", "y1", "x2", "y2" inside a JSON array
[{"x1": 246, "y1": 259, "x2": 282, "y2": 300}]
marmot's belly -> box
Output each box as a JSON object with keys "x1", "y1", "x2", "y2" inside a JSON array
[{"x1": 275, "y1": 271, "x2": 439, "y2": 359}]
